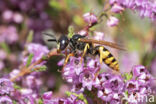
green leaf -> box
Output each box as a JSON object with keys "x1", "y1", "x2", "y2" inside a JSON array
[
  {"x1": 73, "y1": 15, "x2": 84, "y2": 26},
  {"x1": 123, "y1": 73, "x2": 133, "y2": 82},
  {"x1": 68, "y1": 26, "x2": 74, "y2": 38},
  {"x1": 14, "y1": 84, "x2": 22, "y2": 90},
  {"x1": 26, "y1": 30, "x2": 34, "y2": 43},
  {"x1": 31, "y1": 65, "x2": 47, "y2": 72},
  {"x1": 42, "y1": 55, "x2": 48, "y2": 60},
  {"x1": 0, "y1": 42, "x2": 10, "y2": 53},
  {"x1": 125, "y1": 90, "x2": 128, "y2": 96},
  {"x1": 49, "y1": 0, "x2": 61, "y2": 10},
  {"x1": 65, "y1": 91, "x2": 88, "y2": 104},
  {"x1": 26, "y1": 54, "x2": 34, "y2": 67},
  {"x1": 38, "y1": 65, "x2": 47, "y2": 71},
  {"x1": 65, "y1": 91, "x2": 71, "y2": 96},
  {"x1": 13, "y1": 100, "x2": 17, "y2": 104},
  {"x1": 38, "y1": 99, "x2": 43, "y2": 104}
]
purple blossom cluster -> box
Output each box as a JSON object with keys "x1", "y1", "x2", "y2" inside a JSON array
[
  {"x1": 0, "y1": 43, "x2": 50, "y2": 103},
  {"x1": 23, "y1": 43, "x2": 49, "y2": 65},
  {"x1": 0, "y1": 78, "x2": 14, "y2": 104},
  {"x1": 0, "y1": 44, "x2": 155, "y2": 103},
  {"x1": 0, "y1": 26, "x2": 18, "y2": 44},
  {"x1": 0, "y1": 0, "x2": 52, "y2": 43},
  {"x1": 109, "y1": 0, "x2": 156, "y2": 20},
  {"x1": 60, "y1": 56, "x2": 154, "y2": 103},
  {"x1": 0, "y1": 77, "x2": 42, "y2": 104},
  {"x1": 42, "y1": 91, "x2": 85, "y2": 104}
]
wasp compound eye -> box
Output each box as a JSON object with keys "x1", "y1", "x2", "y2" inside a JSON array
[{"x1": 58, "y1": 35, "x2": 69, "y2": 50}]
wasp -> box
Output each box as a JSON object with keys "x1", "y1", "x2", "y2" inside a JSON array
[{"x1": 43, "y1": 33, "x2": 125, "y2": 72}]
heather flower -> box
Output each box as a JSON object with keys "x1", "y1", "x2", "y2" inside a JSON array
[
  {"x1": 96, "y1": 74, "x2": 124, "y2": 102},
  {"x1": 42, "y1": 91, "x2": 85, "y2": 104},
  {"x1": 79, "y1": 69, "x2": 95, "y2": 91},
  {"x1": 110, "y1": 93, "x2": 121, "y2": 104},
  {"x1": 0, "y1": 96, "x2": 13, "y2": 104},
  {"x1": 23, "y1": 43, "x2": 49, "y2": 65},
  {"x1": 83, "y1": 12, "x2": 97, "y2": 26},
  {"x1": 63, "y1": 57, "x2": 84, "y2": 83},
  {"x1": 97, "y1": 87, "x2": 113, "y2": 101},
  {"x1": 13, "y1": 12, "x2": 23, "y2": 23},
  {"x1": 137, "y1": 73, "x2": 151, "y2": 86},
  {"x1": 86, "y1": 58, "x2": 100, "y2": 72},
  {"x1": 108, "y1": 75, "x2": 124, "y2": 92},
  {"x1": 9, "y1": 69, "x2": 20, "y2": 81},
  {"x1": 139, "y1": 87, "x2": 151, "y2": 95},
  {"x1": 20, "y1": 88, "x2": 33, "y2": 95},
  {"x1": 0, "y1": 26, "x2": 18, "y2": 43},
  {"x1": 24, "y1": 75, "x2": 42, "y2": 91},
  {"x1": 107, "y1": 16, "x2": 119, "y2": 27},
  {"x1": 132, "y1": 65, "x2": 147, "y2": 78},
  {"x1": 42, "y1": 91, "x2": 55, "y2": 104},
  {"x1": 126, "y1": 80, "x2": 139, "y2": 93},
  {"x1": 94, "y1": 72, "x2": 112, "y2": 89},
  {"x1": 6, "y1": 26, "x2": 19, "y2": 43},
  {"x1": 70, "y1": 57, "x2": 84, "y2": 75},
  {"x1": 43, "y1": 91, "x2": 52, "y2": 100},
  {"x1": 71, "y1": 83, "x2": 85, "y2": 93},
  {"x1": 63, "y1": 64, "x2": 80, "y2": 83},
  {"x1": 111, "y1": 4, "x2": 124, "y2": 13},
  {"x1": 0, "y1": 78, "x2": 14, "y2": 95},
  {"x1": 109, "y1": 0, "x2": 156, "y2": 20},
  {"x1": 2, "y1": 10, "x2": 13, "y2": 22},
  {"x1": 19, "y1": 88, "x2": 38, "y2": 104}
]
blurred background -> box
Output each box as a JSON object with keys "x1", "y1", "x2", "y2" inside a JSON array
[{"x1": 0, "y1": 0, "x2": 156, "y2": 98}]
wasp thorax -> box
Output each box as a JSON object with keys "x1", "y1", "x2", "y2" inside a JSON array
[
  {"x1": 58, "y1": 35, "x2": 69, "y2": 51},
  {"x1": 70, "y1": 34, "x2": 85, "y2": 45}
]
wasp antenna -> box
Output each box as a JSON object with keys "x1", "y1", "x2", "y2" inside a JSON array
[{"x1": 47, "y1": 39, "x2": 57, "y2": 42}]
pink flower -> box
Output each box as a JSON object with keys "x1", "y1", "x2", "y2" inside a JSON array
[
  {"x1": 107, "y1": 16, "x2": 119, "y2": 27},
  {"x1": 43, "y1": 91, "x2": 53, "y2": 100},
  {"x1": 2, "y1": 10, "x2": 13, "y2": 21},
  {"x1": 13, "y1": 12, "x2": 23, "y2": 23},
  {"x1": 111, "y1": 4, "x2": 124, "y2": 13},
  {"x1": 83, "y1": 12, "x2": 97, "y2": 25}
]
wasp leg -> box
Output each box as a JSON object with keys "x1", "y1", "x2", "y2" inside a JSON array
[
  {"x1": 64, "y1": 53, "x2": 74, "y2": 66},
  {"x1": 62, "y1": 53, "x2": 74, "y2": 72},
  {"x1": 81, "y1": 43, "x2": 90, "y2": 62}
]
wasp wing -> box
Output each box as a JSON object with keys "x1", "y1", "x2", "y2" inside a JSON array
[{"x1": 79, "y1": 38, "x2": 126, "y2": 51}]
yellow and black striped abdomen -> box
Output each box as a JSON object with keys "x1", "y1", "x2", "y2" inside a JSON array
[{"x1": 94, "y1": 46, "x2": 119, "y2": 71}]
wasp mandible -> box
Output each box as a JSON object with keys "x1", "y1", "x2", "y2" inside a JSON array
[{"x1": 43, "y1": 33, "x2": 126, "y2": 72}]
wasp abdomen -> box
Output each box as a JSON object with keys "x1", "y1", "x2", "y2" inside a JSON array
[{"x1": 94, "y1": 46, "x2": 119, "y2": 71}]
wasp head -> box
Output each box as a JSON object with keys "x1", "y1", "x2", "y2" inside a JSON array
[{"x1": 57, "y1": 35, "x2": 69, "y2": 52}]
